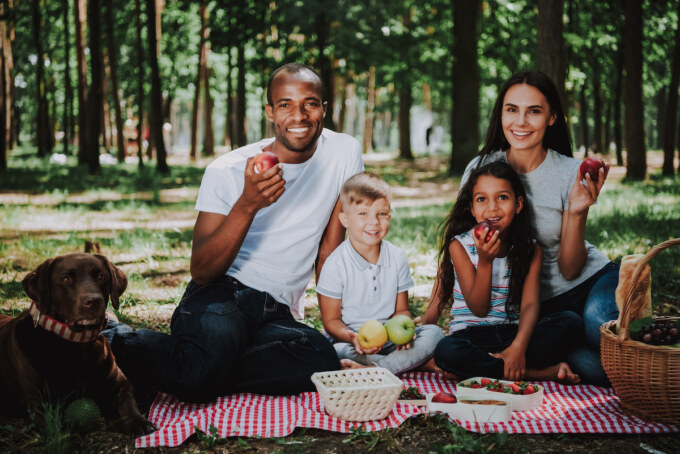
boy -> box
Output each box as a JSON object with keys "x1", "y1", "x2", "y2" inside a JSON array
[{"x1": 316, "y1": 172, "x2": 444, "y2": 374}]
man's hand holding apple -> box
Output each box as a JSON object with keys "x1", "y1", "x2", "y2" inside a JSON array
[{"x1": 241, "y1": 155, "x2": 285, "y2": 212}]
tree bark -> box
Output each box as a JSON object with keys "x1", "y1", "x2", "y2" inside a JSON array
[
  {"x1": 316, "y1": 5, "x2": 334, "y2": 131},
  {"x1": 63, "y1": 0, "x2": 72, "y2": 155},
  {"x1": 105, "y1": 0, "x2": 125, "y2": 162},
  {"x1": 537, "y1": 0, "x2": 567, "y2": 114},
  {"x1": 450, "y1": 0, "x2": 480, "y2": 173},
  {"x1": 203, "y1": 60, "x2": 214, "y2": 156},
  {"x1": 362, "y1": 66, "x2": 376, "y2": 154},
  {"x1": 190, "y1": 0, "x2": 207, "y2": 160},
  {"x1": 398, "y1": 84, "x2": 413, "y2": 160},
  {"x1": 579, "y1": 84, "x2": 589, "y2": 150},
  {"x1": 135, "y1": 0, "x2": 144, "y2": 168},
  {"x1": 75, "y1": 0, "x2": 89, "y2": 164},
  {"x1": 146, "y1": 0, "x2": 168, "y2": 173},
  {"x1": 592, "y1": 60, "x2": 603, "y2": 153},
  {"x1": 223, "y1": 46, "x2": 233, "y2": 148},
  {"x1": 235, "y1": 45, "x2": 246, "y2": 148},
  {"x1": 623, "y1": 0, "x2": 646, "y2": 180},
  {"x1": 87, "y1": 0, "x2": 103, "y2": 173},
  {"x1": 1, "y1": 13, "x2": 8, "y2": 170},
  {"x1": 614, "y1": 47, "x2": 623, "y2": 165},
  {"x1": 32, "y1": 0, "x2": 51, "y2": 157},
  {"x1": 337, "y1": 77, "x2": 347, "y2": 133},
  {"x1": 663, "y1": 4, "x2": 680, "y2": 176}
]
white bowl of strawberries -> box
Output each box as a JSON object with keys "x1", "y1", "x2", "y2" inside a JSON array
[{"x1": 456, "y1": 377, "x2": 544, "y2": 412}]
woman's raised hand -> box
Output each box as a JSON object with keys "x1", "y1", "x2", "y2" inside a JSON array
[{"x1": 567, "y1": 163, "x2": 610, "y2": 215}]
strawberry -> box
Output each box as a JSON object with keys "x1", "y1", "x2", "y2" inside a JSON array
[
  {"x1": 481, "y1": 378, "x2": 492, "y2": 386},
  {"x1": 510, "y1": 383, "x2": 520, "y2": 394},
  {"x1": 470, "y1": 383, "x2": 483, "y2": 389},
  {"x1": 522, "y1": 385, "x2": 535, "y2": 395}
]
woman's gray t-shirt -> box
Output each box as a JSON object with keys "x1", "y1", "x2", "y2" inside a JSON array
[{"x1": 461, "y1": 149, "x2": 610, "y2": 301}]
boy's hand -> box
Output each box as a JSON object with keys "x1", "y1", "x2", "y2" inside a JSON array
[{"x1": 350, "y1": 331, "x2": 382, "y2": 355}]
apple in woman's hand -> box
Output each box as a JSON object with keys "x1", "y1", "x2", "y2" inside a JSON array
[
  {"x1": 254, "y1": 151, "x2": 280, "y2": 173},
  {"x1": 579, "y1": 157, "x2": 606, "y2": 183},
  {"x1": 431, "y1": 391, "x2": 457, "y2": 403},
  {"x1": 474, "y1": 221, "x2": 497, "y2": 242}
]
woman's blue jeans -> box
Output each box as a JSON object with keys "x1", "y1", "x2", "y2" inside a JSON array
[
  {"x1": 433, "y1": 311, "x2": 584, "y2": 379},
  {"x1": 103, "y1": 276, "x2": 340, "y2": 403},
  {"x1": 540, "y1": 262, "x2": 620, "y2": 386}
]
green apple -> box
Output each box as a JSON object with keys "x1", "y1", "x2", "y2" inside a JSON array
[
  {"x1": 384, "y1": 315, "x2": 415, "y2": 345},
  {"x1": 357, "y1": 320, "x2": 388, "y2": 349}
]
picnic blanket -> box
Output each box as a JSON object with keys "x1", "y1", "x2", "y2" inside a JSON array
[{"x1": 135, "y1": 372, "x2": 679, "y2": 448}]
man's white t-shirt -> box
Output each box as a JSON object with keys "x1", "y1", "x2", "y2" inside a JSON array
[
  {"x1": 316, "y1": 239, "x2": 415, "y2": 332},
  {"x1": 194, "y1": 129, "x2": 364, "y2": 317}
]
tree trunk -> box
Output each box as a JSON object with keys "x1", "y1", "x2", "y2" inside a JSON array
[
  {"x1": 235, "y1": 45, "x2": 247, "y2": 148},
  {"x1": 655, "y1": 89, "x2": 665, "y2": 151},
  {"x1": 101, "y1": 56, "x2": 111, "y2": 150},
  {"x1": 223, "y1": 46, "x2": 233, "y2": 148},
  {"x1": 203, "y1": 61, "x2": 214, "y2": 156},
  {"x1": 592, "y1": 61, "x2": 603, "y2": 154},
  {"x1": 537, "y1": 0, "x2": 567, "y2": 114},
  {"x1": 614, "y1": 47, "x2": 624, "y2": 165},
  {"x1": 190, "y1": 0, "x2": 207, "y2": 160},
  {"x1": 87, "y1": 0, "x2": 103, "y2": 173},
  {"x1": 579, "y1": 84, "x2": 589, "y2": 151},
  {"x1": 604, "y1": 101, "x2": 611, "y2": 155},
  {"x1": 337, "y1": 77, "x2": 347, "y2": 133},
  {"x1": 450, "y1": 0, "x2": 480, "y2": 173},
  {"x1": 105, "y1": 0, "x2": 125, "y2": 162},
  {"x1": 33, "y1": 0, "x2": 51, "y2": 157},
  {"x1": 344, "y1": 82, "x2": 356, "y2": 136},
  {"x1": 663, "y1": 3, "x2": 680, "y2": 175},
  {"x1": 362, "y1": 66, "x2": 376, "y2": 153},
  {"x1": 135, "y1": 0, "x2": 144, "y2": 168},
  {"x1": 146, "y1": 0, "x2": 168, "y2": 173},
  {"x1": 75, "y1": 0, "x2": 89, "y2": 164},
  {"x1": 398, "y1": 84, "x2": 413, "y2": 160},
  {"x1": 316, "y1": 6, "x2": 334, "y2": 131},
  {"x1": 623, "y1": 0, "x2": 646, "y2": 180},
  {"x1": 1, "y1": 10, "x2": 9, "y2": 170},
  {"x1": 63, "y1": 0, "x2": 72, "y2": 155}
]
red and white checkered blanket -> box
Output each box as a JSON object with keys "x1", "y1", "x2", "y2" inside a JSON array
[{"x1": 135, "y1": 372, "x2": 679, "y2": 448}]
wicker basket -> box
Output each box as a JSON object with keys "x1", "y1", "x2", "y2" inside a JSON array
[
  {"x1": 600, "y1": 238, "x2": 680, "y2": 425},
  {"x1": 311, "y1": 367, "x2": 403, "y2": 421}
]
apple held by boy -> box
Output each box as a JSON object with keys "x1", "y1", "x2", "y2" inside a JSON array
[
  {"x1": 357, "y1": 319, "x2": 388, "y2": 349},
  {"x1": 254, "y1": 151, "x2": 280, "y2": 173},
  {"x1": 473, "y1": 220, "x2": 498, "y2": 242},
  {"x1": 579, "y1": 157, "x2": 606, "y2": 183},
  {"x1": 384, "y1": 314, "x2": 416, "y2": 345}
]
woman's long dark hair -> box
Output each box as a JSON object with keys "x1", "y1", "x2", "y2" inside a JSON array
[
  {"x1": 433, "y1": 161, "x2": 536, "y2": 315},
  {"x1": 480, "y1": 70, "x2": 572, "y2": 158}
]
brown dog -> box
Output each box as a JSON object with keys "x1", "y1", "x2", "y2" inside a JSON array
[{"x1": 0, "y1": 253, "x2": 154, "y2": 435}]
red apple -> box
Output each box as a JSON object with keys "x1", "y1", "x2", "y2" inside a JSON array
[
  {"x1": 431, "y1": 391, "x2": 457, "y2": 404},
  {"x1": 579, "y1": 157, "x2": 606, "y2": 183},
  {"x1": 254, "y1": 151, "x2": 280, "y2": 173},
  {"x1": 473, "y1": 221, "x2": 497, "y2": 242}
]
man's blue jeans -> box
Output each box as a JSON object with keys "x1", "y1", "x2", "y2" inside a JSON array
[
  {"x1": 433, "y1": 311, "x2": 584, "y2": 379},
  {"x1": 103, "y1": 276, "x2": 340, "y2": 403},
  {"x1": 540, "y1": 262, "x2": 620, "y2": 386}
]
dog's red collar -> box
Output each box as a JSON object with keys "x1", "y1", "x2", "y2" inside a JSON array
[{"x1": 29, "y1": 302, "x2": 104, "y2": 343}]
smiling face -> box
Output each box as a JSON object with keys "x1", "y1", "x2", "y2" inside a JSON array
[
  {"x1": 265, "y1": 69, "x2": 327, "y2": 163},
  {"x1": 339, "y1": 197, "x2": 391, "y2": 253},
  {"x1": 469, "y1": 175, "x2": 523, "y2": 236},
  {"x1": 501, "y1": 83, "x2": 556, "y2": 156}
]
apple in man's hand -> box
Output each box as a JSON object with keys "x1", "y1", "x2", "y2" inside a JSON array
[
  {"x1": 431, "y1": 391, "x2": 457, "y2": 403},
  {"x1": 254, "y1": 151, "x2": 280, "y2": 173},
  {"x1": 384, "y1": 315, "x2": 416, "y2": 345},
  {"x1": 357, "y1": 320, "x2": 388, "y2": 349},
  {"x1": 473, "y1": 220, "x2": 497, "y2": 242},
  {"x1": 579, "y1": 157, "x2": 606, "y2": 183}
]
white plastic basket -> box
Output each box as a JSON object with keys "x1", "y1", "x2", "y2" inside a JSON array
[{"x1": 311, "y1": 367, "x2": 403, "y2": 421}]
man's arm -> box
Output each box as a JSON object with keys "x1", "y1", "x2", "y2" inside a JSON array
[
  {"x1": 190, "y1": 157, "x2": 286, "y2": 285},
  {"x1": 314, "y1": 198, "x2": 345, "y2": 282}
]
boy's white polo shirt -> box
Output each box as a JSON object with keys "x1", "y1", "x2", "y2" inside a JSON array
[{"x1": 316, "y1": 239, "x2": 414, "y2": 332}]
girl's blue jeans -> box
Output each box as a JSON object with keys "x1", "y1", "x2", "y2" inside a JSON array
[
  {"x1": 103, "y1": 276, "x2": 340, "y2": 403},
  {"x1": 433, "y1": 310, "x2": 583, "y2": 379},
  {"x1": 540, "y1": 262, "x2": 620, "y2": 386}
]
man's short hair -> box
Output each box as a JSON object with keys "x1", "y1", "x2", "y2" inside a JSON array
[
  {"x1": 340, "y1": 172, "x2": 391, "y2": 208},
  {"x1": 266, "y1": 63, "x2": 325, "y2": 105}
]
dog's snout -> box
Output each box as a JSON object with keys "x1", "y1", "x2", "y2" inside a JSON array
[{"x1": 81, "y1": 294, "x2": 105, "y2": 309}]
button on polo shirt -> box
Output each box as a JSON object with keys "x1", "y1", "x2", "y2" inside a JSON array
[{"x1": 316, "y1": 239, "x2": 414, "y2": 332}]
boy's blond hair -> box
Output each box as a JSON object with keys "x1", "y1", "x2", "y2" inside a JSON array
[{"x1": 340, "y1": 172, "x2": 391, "y2": 208}]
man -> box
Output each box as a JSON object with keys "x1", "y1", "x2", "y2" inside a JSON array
[{"x1": 105, "y1": 63, "x2": 363, "y2": 403}]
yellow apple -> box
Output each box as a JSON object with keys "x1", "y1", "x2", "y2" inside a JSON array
[{"x1": 357, "y1": 320, "x2": 388, "y2": 349}]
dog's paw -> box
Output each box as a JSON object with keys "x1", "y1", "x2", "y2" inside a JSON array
[{"x1": 121, "y1": 413, "x2": 156, "y2": 436}]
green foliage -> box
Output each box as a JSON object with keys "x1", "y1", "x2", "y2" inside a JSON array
[
  {"x1": 195, "y1": 425, "x2": 225, "y2": 449},
  {"x1": 430, "y1": 418, "x2": 508, "y2": 454}
]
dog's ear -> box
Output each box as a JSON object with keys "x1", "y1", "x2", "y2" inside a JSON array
[
  {"x1": 95, "y1": 254, "x2": 127, "y2": 309},
  {"x1": 22, "y1": 258, "x2": 55, "y2": 313}
]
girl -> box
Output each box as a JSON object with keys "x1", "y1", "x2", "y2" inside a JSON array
[
  {"x1": 424, "y1": 161, "x2": 581, "y2": 383},
  {"x1": 460, "y1": 70, "x2": 619, "y2": 386}
]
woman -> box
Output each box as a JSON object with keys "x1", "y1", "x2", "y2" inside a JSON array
[{"x1": 443, "y1": 70, "x2": 617, "y2": 386}]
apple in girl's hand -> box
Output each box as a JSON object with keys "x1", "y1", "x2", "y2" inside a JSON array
[
  {"x1": 384, "y1": 315, "x2": 416, "y2": 345},
  {"x1": 357, "y1": 320, "x2": 388, "y2": 349},
  {"x1": 474, "y1": 221, "x2": 497, "y2": 242},
  {"x1": 579, "y1": 157, "x2": 606, "y2": 183},
  {"x1": 431, "y1": 391, "x2": 457, "y2": 403},
  {"x1": 254, "y1": 151, "x2": 279, "y2": 173}
]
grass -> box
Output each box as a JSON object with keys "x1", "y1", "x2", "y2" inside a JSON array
[{"x1": 1, "y1": 148, "x2": 680, "y2": 453}]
